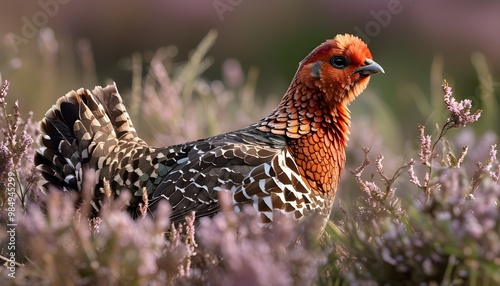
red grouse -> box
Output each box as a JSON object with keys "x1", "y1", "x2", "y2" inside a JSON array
[{"x1": 35, "y1": 34, "x2": 383, "y2": 230}]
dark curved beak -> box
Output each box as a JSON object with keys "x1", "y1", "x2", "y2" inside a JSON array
[{"x1": 353, "y1": 59, "x2": 385, "y2": 76}]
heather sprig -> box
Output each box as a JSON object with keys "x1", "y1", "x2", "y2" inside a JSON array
[
  {"x1": 442, "y1": 80, "x2": 482, "y2": 128},
  {"x1": 348, "y1": 146, "x2": 408, "y2": 225},
  {"x1": 0, "y1": 80, "x2": 37, "y2": 210},
  {"x1": 432, "y1": 80, "x2": 482, "y2": 152},
  {"x1": 470, "y1": 144, "x2": 500, "y2": 192},
  {"x1": 406, "y1": 80, "x2": 483, "y2": 201},
  {"x1": 0, "y1": 144, "x2": 13, "y2": 189}
]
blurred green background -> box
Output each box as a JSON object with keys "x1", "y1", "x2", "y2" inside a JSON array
[{"x1": 1, "y1": 0, "x2": 499, "y2": 153}]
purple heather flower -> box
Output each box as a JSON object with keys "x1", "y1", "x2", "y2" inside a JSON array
[
  {"x1": 442, "y1": 81, "x2": 482, "y2": 127},
  {"x1": 407, "y1": 159, "x2": 422, "y2": 188},
  {"x1": 0, "y1": 142, "x2": 14, "y2": 192},
  {"x1": 489, "y1": 144, "x2": 500, "y2": 182},
  {"x1": 0, "y1": 80, "x2": 9, "y2": 105},
  {"x1": 418, "y1": 124, "x2": 432, "y2": 165}
]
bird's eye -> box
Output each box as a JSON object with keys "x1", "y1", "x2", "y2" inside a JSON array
[{"x1": 330, "y1": 56, "x2": 348, "y2": 69}]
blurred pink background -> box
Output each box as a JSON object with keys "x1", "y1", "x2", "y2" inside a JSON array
[{"x1": 1, "y1": 0, "x2": 499, "y2": 137}]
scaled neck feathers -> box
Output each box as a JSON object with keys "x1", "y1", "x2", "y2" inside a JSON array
[{"x1": 256, "y1": 77, "x2": 351, "y2": 149}]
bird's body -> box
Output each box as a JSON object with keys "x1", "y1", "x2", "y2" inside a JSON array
[{"x1": 35, "y1": 34, "x2": 383, "y2": 230}]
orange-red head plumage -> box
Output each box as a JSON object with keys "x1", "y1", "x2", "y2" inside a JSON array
[
  {"x1": 296, "y1": 34, "x2": 384, "y2": 108},
  {"x1": 258, "y1": 34, "x2": 383, "y2": 140}
]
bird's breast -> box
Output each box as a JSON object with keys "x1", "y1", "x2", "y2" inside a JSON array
[{"x1": 286, "y1": 126, "x2": 346, "y2": 199}]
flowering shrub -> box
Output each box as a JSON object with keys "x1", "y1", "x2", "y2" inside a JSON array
[{"x1": 0, "y1": 33, "x2": 498, "y2": 285}]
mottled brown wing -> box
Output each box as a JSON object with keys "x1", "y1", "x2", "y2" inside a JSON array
[
  {"x1": 144, "y1": 130, "x2": 324, "y2": 226},
  {"x1": 147, "y1": 138, "x2": 281, "y2": 223}
]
